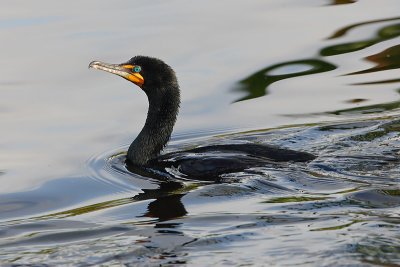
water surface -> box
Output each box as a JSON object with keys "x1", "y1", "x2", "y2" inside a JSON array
[{"x1": 1, "y1": 0, "x2": 400, "y2": 265}]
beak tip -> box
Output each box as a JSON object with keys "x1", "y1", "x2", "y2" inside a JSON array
[
  {"x1": 88, "y1": 61, "x2": 96, "y2": 69},
  {"x1": 88, "y1": 61, "x2": 99, "y2": 69}
]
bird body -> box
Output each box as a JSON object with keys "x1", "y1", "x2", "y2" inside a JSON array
[
  {"x1": 152, "y1": 143, "x2": 315, "y2": 180},
  {"x1": 89, "y1": 56, "x2": 315, "y2": 180}
]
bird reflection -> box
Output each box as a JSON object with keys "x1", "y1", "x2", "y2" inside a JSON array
[
  {"x1": 132, "y1": 181, "x2": 187, "y2": 222},
  {"x1": 145, "y1": 194, "x2": 186, "y2": 222}
]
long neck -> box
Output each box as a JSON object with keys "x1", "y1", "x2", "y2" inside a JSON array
[{"x1": 127, "y1": 86, "x2": 180, "y2": 166}]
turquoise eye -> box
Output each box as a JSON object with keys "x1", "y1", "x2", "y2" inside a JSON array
[{"x1": 133, "y1": 66, "x2": 141, "y2": 73}]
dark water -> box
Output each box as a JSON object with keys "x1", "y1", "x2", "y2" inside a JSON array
[{"x1": 1, "y1": 0, "x2": 400, "y2": 266}]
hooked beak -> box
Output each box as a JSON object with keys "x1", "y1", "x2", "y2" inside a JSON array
[{"x1": 89, "y1": 61, "x2": 144, "y2": 87}]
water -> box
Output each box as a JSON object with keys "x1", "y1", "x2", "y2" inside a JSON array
[{"x1": 1, "y1": 0, "x2": 400, "y2": 265}]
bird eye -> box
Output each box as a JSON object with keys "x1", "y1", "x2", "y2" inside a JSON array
[{"x1": 133, "y1": 66, "x2": 141, "y2": 73}]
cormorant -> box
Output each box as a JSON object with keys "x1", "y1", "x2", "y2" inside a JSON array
[{"x1": 89, "y1": 56, "x2": 315, "y2": 181}]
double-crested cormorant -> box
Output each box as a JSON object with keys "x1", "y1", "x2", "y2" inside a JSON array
[{"x1": 89, "y1": 56, "x2": 315, "y2": 181}]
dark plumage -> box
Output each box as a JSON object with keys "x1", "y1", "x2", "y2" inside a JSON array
[
  {"x1": 124, "y1": 56, "x2": 180, "y2": 165},
  {"x1": 89, "y1": 56, "x2": 315, "y2": 180}
]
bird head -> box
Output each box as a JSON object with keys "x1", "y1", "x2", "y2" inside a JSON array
[{"x1": 89, "y1": 56, "x2": 178, "y2": 96}]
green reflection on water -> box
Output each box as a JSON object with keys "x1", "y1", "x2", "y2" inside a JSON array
[
  {"x1": 351, "y1": 131, "x2": 388, "y2": 142},
  {"x1": 38, "y1": 197, "x2": 134, "y2": 219},
  {"x1": 36, "y1": 182, "x2": 198, "y2": 220},
  {"x1": 381, "y1": 189, "x2": 400, "y2": 196},
  {"x1": 348, "y1": 45, "x2": 400, "y2": 75},
  {"x1": 352, "y1": 78, "x2": 400, "y2": 85},
  {"x1": 233, "y1": 18, "x2": 400, "y2": 107},
  {"x1": 233, "y1": 59, "x2": 336, "y2": 102},
  {"x1": 311, "y1": 220, "x2": 363, "y2": 231},
  {"x1": 321, "y1": 22, "x2": 400, "y2": 56},
  {"x1": 326, "y1": 17, "x2": 400, "y2": 40},
  {"x1": 356, "y1": 238, "x2": 400, "y2": 265},
  {"x1": 329, "y1": 0, "x2": 357, "y2": 5},
  {"x1": 351, "y1": 120, "x2": 400, "y2": 141},
  {"x1": 330, "y1": 89, "x2": 400, "y2": 115},
  {"x1": 263, "y1": 196, "x2": 328, "y2": 203}
]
